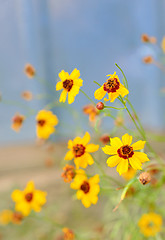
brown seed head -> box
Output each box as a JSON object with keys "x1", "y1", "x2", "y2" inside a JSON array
[
  {"x1": 24, "y1": 64, "x2": 35, "y2": 78},
  {"x1": 96, "y1": 102, "x2": 104, "y2": 110},
  {"x1": 100, "y1": 134, "x2": 110, "y2": 144},
  {"x1": 139, "y1": 172, "x2": 151, "y2": 185},
  {"x1": 141, "y1": 34, "x2": 150, "y2": 43},
  {"x1": 143, "y1": 56, "x2": 153, "y2": 64}
]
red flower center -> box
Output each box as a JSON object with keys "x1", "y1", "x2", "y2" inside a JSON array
[
  {"x1": 117, "y1": 145, "x2": 134, "y2": 159},
  {"x1": 63, "y1": 79, "x2": 73, "y2": 92},
  {"x1": 25, "y1": 193, "x2": 33, "y2": 202},
  {"x1": 80, "y1": 181, "x2": 90, "y2": 194},
  {"x1": 103, "y1": 78, "x2": 120, "y2": 93},
  {"x1": 73, "y1": 144, "x2": 85, "y2": 157},
  {"x1": 37, "y1": 119, "x2": 46, "y2": 127}
]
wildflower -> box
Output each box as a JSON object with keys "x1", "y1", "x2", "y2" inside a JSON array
[
  {"x1": 56, "y1": 69, "x2": 83, "y2": 104},
  {"x1": 138, "y1": 213, "x2": 162, "y2": 237},
  {"x1": 143, "y1": 56, "x2": 153, "y2": 64},
  {"x1": 161, "y1": 36, "x2": 165, "y2": 53},
  {"x1": 83, "y1": 104, "x2": 99, "y2": 122},
  {"x1": 64, "y1": 132, "x2": 99, "y2": 168},
  {"x1": 61, "y1": 165, "x2": 75, "y2": 183},
  {"x1": 139, "y1": 172, "x2": 151, "y2": 185},
  {"x1": 102, "y1": 133, "x2": 150, "y2": 175},
  {"x1": 62, "y1": 228, "x2": 75, "y2": 240},
  {"x1": 12, "y1": 212, "x2": 23, "y2": 224},
  {"x1": 122, "y1": 167, "x2": 136, "y2": 181},
  {"x1": 94, "y1": 72, "x2": 129, "y2": 102},
  {"x1": 100, "y1": 134, "x2": 110, "y2": 144},
  {"x1": 0, "y1": 210, "x2": 12, "y2": 225},
  {"x1": 11, "y1": 181, "x2": 47, "y2": 216},
  {"x1": 36, "y1": 110, "x2": 58, "y2": 139},
  {"x1": 21, "y1": 91, "x2": 33, "y2": 101},
  {"x1": 24, "y1": 63, "x2": 35, "y2": 78},
  {"x1": 141, "y1": 34, "x2": 157, "y2": 44},
  {"x1": 70, "y1": 170, "x2": 100, "y2": 208},
  {"x1": 96, "y1": 102, "x2": 104, "y2": 110},
  {"x1": 11, "y1": 113, "x2": 25, "y2": 132}
]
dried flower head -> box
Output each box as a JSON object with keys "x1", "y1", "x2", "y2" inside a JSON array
[
  {"x1": 141, "y1": 34, "x2": 150, "y2": 43},
  {"x1": 21, "y1": 91, "x2": 33, "y2": 101},
  {"x1": 96, "y1": 102, "x2": 104, "y2": 110},
  {"x1": 61, "y1": 165, "x2": 75, "y2": 183},
  {"x1": 83, "y1": 104, "x2": 99, "y2": 122},
  {"x1": 100, "y1": 134, "x2": 110, "y2": 144},
  {"x1": 11, "y1": 113, "x2": 25, "y2": 132},
  {"x1": 12, "y1": 212, "x2": 23, "y2": 224},
  {"x1": 143, "y1": 56, "x2": 153, "y2": 64},
  {"x1": 62, "y1": 228, "x2": 75, "y2": 240},
  {"x1": 24, "y1": 64, "x2": 35, "y2": 78},
  {"x1": 139, "y1": 172, "x2": 151, "y2": 185}
]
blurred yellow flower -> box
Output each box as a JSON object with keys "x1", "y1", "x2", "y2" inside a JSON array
[
  {"x1": 138, "y1": 213, "x2": 162, "y2": 237},
  {"x1": 94, "y1": 72, "x2": 129, "y2": 102},
  {"x1": 122, "y1": 167, "x2": 136, "y2": 181},
  {"x1": 161, "y1": 36, "x2": 165, "y2": 53},
  {"x1": 64, "y1": 132, "x2": 99, "y2": 168},
  {"x1": 62, "y1": 228, "x2": 75, "y2": 240},
  {"x1": 11, "y1": 181, "x2": 47, "y2": 216},
  {"x1": 11, "y1": 113, "x2": 25, "y2": 132},
  {"x1": 61, "y1": 165, "x2": 75, "y2": 183},
  {"x1": 83, "y1": 104, "x2": 99, "y2": 122},
  {"x1": 0, "y1": 210, "x2": 12, "y2": 225},
  {"x1": 24, "y1": 63, "x2": 36, "y2": 78},
  {"x1": 70, "y1": 170, "x2": 100, "y2": 208},
  {"x1": 36, "y1": 110, "x2": 58, "y2": 139},
  {"x1": 102, "y1": 133, "x2": 150, "y2": 175},
  {"x1": 56, "y1": 68, "x2": 83, "y2": 104}
]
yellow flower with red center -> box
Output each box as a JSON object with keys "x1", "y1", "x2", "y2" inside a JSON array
[
  {"x1": 62, "y1": 228, "x2": 75, "y2": 240},
  {"x1": 70, "y1": 170, "x2": 100, "y2": 208},
  {"x1": 102, "y1": 133, "x2": 150, "y2": 175},
  {"x1": 56, "y1": 68, "x2": 83, "y2": 104},
  {"x1": 138, "y1": 213, "x2": 162, "y2": 237},
  {"x1": 122, "y1": 167, "x2": 136, "y2": 181},
  {"x1": 36, "y1": 110, "x2": 58, "y2": 139},
  {"x1": 64, "y1": 132, "x2": 99, "y2": 168},
  {"x1": 11, "y1": 181, "x2": 47, "y2": 216},
  {"x1": 61, "y1": 165, "x2": 75, "y2": 183},
  {"x1": 94, "y1": 72, "x2": 129, "y2": 102},
  {"x1": 11, "y1": 113, "x2": 25, "y2": 132},
  {"x1": 24, "y1": 63, "x2": 35, "y2": 78},
  {"x1": 83, "y1": 104, "x2": 99, "y2": 122}
]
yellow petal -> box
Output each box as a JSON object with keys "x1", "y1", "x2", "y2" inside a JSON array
[
  {"x1": 68, "y1": 139, "x2": 73, "y2": 149},
  {"x1": 11, "y1": 190, "x2": 24, "y2": 202},
  {"x1": 118, "y1": 84, "x2": 129, "y2": 97},
  {"x1": 64, "y1": 150, "x2": 74, "y2": 161},
  {"x1": 58, "y1": 70, "x2": 69, "y2": 81},
  {"x1": 110, "y1": 92, "x2": 119, "y2": 102},
  {"x1": 106, "y1": 155, "x2": 121, "y2": 167},
  {"x1": 74, "y1": 78, "x2": 83, "y2": 87},
  {"x1": 110, "y1": 137, "x2": 123, "y2": 148},
  {"x1": 76, "y1": 190, "x2": 83, "y2": 199},
  {"x1": 81, "y1": 197, "x2": 91, "y2": 208},
  {"x1": 56, "y1": 81, "x2": 63, "y2": 91},
  {"x1": 82, "y1": 132, "x2": 90, "y2": 145},
  {"x1": 161, "y1": 36, "x2": 165, "y2": 53},
  {"x1": 69, "y1": 68, "x2": 80, "y2": 79},
  {"x1": 90, "y1": 195, "x2": 98, "y2": 205},
  {"x1": 122, "y1": 133, "x2": 132, "y2": 145},
  {"x1": 25, "y1": 181, "x2": 35, "y2": 193},
  {"x1": 89, "y1": 174, "x2": 100, "y2": 185},
  {"x1": 131, "y1": 140, "x2": 146, "y2": 150},
  {"x1": 94, "y1": 86, "x2": 106, "y2": 100},
  {"x1": 129, "y1": 156, "x2": 142, "y2": 170},
  {"x1": 116, "y1": 159, "x2": 128, "y2": 175},
  {"x1": 70, "y1": 85, "x2": 80, "y2": 96},
  {"x1": 59, "y1": 90, "x2": 67, "y2": 103},
  {"x1": 34, "y1": 190, "x2": 47, "y2": 205},
  {"x1": 86, "y1": 144, "x2": 99, "y2": 153},
  {"x1": 102, "y1": 145, "x2": 117, "y2": 155},
  {"x1": 134, "y1": 152, "x2": 150, "y2": 163},
  {"x1": 68, "y1": 92, "x2": 75, "y2": 104}
]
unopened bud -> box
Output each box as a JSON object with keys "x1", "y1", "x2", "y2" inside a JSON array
[
  {"x1": 139, "y1": 172, "x2": 151, "y2": 185},
  {"x1": 96, "y1": 102, "x2": 104, "y2": 110},
  {"x1": 143, "y1": 56, "x2": 153, "y2": 64}
]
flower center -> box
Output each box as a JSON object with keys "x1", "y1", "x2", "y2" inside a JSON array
[
  {"x1": 25, "y1": 193, "x2": 33, "y2": 202},
  {"x1": 63, "y1": 79, "x2": 73, "y2": 92},
  {"x1": 80, "y1": 181, "x2": 90, "y2": 194},
  {"x1": 103, "y1": 78, "x2": 120, "y2": 93},
  {"x1": 37, "y1": 119, "x2": 46, "y2": 127},
  {"x1": 117, "y1": 145, "x2": 134, "y2": 159},
  {"x1": 73, "y1": 144, "x2": 85, "y2": 157}
]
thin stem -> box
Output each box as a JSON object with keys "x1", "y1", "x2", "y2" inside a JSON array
[
  {"x1": 80, "y1": 89, "x2": 95, "y2": 104},
  {"x1": 93, "y1": 81, "x2": 102, "y2": 87},
  {"x1": 104, "y1": 106, "x2": 126, "y2": 110},
  {"x1": 115, "y1": 63, "x2": 129, "y2": 90}
]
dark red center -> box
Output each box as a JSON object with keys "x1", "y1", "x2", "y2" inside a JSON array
[
  {"x1": 25, "y1": 193, "x2": 33, "y2": 202},
  {"x1": 73, "y1": 144, "x2": 85, "y2": 157},
  {"x1": 103, "y1": 78, "x2": 120, "y2": 93},
  {"x1": 117, "y1": 145, "x2": 134, "y2": 159},
  {"x1": 63, "y1": 79, "x2": 73, "y2": 92},
  {"x1": 80, "y1": 181, "x2": 90, "y2": 194},
  {"x1": 13, "y1": 116, "x2": 23, "y2": 124},
  {"x1": 37, "y1": 119, "x2": 46, "y2": 127}
]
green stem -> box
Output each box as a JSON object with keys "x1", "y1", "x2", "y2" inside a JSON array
[
  {"x1": 115, "y1": 63, "x2": 129, "y2": 90},
  {"x1": 104, "y1": 106, "x2": 126, "y2": 110},
  {"x1": 93, "y1": 81, "x2": 101, "y2": 87},
  {"x1": 80, "y1": 89, "x2": 95, "y2": 104}
]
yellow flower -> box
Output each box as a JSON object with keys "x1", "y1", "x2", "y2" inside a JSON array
[
  {"x1": 61, "y1": 165, "x2": 75, "y2": 183},
  {"x1": 0, "y1": 210, "x2": 12, "y2": 225},
  {"x1": 161, "y1": 36, "x2": 165, "y2": 53},
  {"x1": 70, "y1": 170, "x2": 100, "y2": 208},
  {"x1": 94, "y1": 72, "x2": 129, "y2": 102},
  {"x1": 56, "y1": 68, "x2": 83, "y2": 104},
  {"x1": 11, "y1": 181, "x2": 47, "y2": 216},
  {"x1": 102, "y1": 133, "x2": 150, "y2": 175},
  {"x1": 36, "y1": 110, "x2": 58, "y2": 139},
  {"x1": 122, "y1": 167, "x2": 136, "y2": 181},
  {"x1": 62, "y1": 228, "x2": 75, "y2": 240},
  {"x1": 64, "y1": 132, "x2": 99, "y2": 168},
  {"x1": 138, "y1": 213, "x2": 162, "y2": 237},
  {"x1": 11, "y1": 113, "x2": 25, "y2": 132}
]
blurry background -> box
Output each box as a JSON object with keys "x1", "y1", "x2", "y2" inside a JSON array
[{"x1": 0, "y1": 0, "x2": 165, "y2": 144}]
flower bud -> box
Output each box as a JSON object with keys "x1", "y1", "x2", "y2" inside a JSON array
[
  {"x1": 96, "y1": 102, "x2": 104, "y2": 110},
  {"x1": 139, "y1": 172, "x2": 151, "y2": 185}
]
